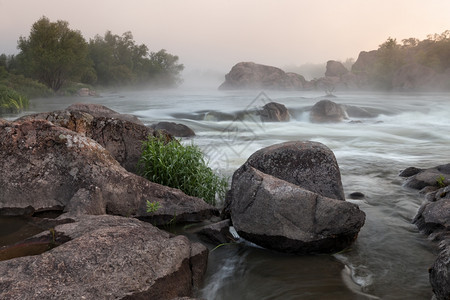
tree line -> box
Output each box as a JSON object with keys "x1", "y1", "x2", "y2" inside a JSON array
[
  {"x1": 0, "y1": 16, "x2": 184, "y2": 93},
  {"x1": 352, "y1": 30, "x2": 450, "y2": 90}
]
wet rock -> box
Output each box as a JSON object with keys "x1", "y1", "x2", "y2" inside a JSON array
[
  {"x1": 229, "y1": 166, "x2": 365, "y2": 254},
  {"x1": 310, "y1": 99, "x2": 348, "y2": 123},
  {"x1": 259, "y1": 102, "x2": 290, "y2": 122},
  {"x1": 403, "y1": 163, "x2": 450, "y2": 190},
  {"x1": 349, "y1": 192, "x2": 365, "y2": 199},
  {"x1": 402, "y1": 164, "x2": 450, "y2": 300},
  {"x1": 227, "y1": 141, "x2": 364, "y2": 253},
  {"x1": 429, "y1": 240, "x2": 450, "y2": 300},
  {"x1": 17, "y1": 103, "x2": 169, "y2": 174},
  {"x1": 151, "y1": 121, "x2": 195, "y2": 137},
  {"x1": 218, "y1": 62, "x2": 306, "y2": 90},
  {"x1": 197, "y1": 219, "x2": 234, "y2": 245},
  {"x1": 399, "y1": 166, "x2": 423, "y2": 178},
  {"x1": 0, "y1": 214, "x2": 208, "y2": 299},
  {"x1": 0, "y1": 119, "x2": 217, "y2": 224}
]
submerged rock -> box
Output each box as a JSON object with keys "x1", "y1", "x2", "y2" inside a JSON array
[
  {"x1": 151, "y1": 121, "x2": 195, "y2": 137},
  {"x1": 227, "y1": 141, "x2": 365, "y2": 254},
  {"x1": 310, "y1": 99, "x2": 348, "y2": 123},
  {"x1": 0, "y1": 214, "x2": 208, "y2": 299},
  {"x1": 259, "y1": 102, "x2": 290, "y2": 122},
  {"x1": 0, "y1": 119, "x2": 217, "y2": 224}
]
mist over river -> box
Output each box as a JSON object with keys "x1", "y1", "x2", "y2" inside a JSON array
[{"x1": 12, "y1": 89, "x2": 450, "y2": 299}]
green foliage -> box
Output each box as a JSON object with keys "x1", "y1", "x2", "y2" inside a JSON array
[
  {"x1": 352, "y1": 31, "x2": 450, "y2": 90},
  {"x1": 16, "y1": 16, "x2": 93, "y2": 91},
  {"x1": 88, "y1": 31, "x2": 184, "y2": 87},
  {"x1": 0, "y1": 68, "x2": 53, "y2": 99},
  {"x1": 146, "y1": 200, "x2": 161, "y2": 214},
  {"x1": 0, "y1": 85, "x2": 29, "y2": 114},
  {"x1": 138, "y1": 136, "x2": 227, "y2": 205},
  {"x1": 437, "y1": 175, "x2": 446, "y2": 188}
]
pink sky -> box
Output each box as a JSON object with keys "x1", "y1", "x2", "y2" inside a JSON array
[{"x1": 1, "y1": 0, "x2": 449, "y2": 73}]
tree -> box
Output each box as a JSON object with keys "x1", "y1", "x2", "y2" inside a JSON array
[
  {"x1": 88, "y1": 31, "x2": 184, "y2": 87},
  {"x1": 16, "y1": 16, "x2": 93, "y2": 91}
]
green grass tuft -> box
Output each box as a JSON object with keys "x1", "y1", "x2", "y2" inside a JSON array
[{"x1": 138, "y1": 135, "x2": 228, "y2": 205}]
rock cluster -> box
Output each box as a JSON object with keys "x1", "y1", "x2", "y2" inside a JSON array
[
  {"x1": 0, "y1": 104, "x2": 217, "y2": 298},
  {"x1": 226, "y1": 141, "x2": 365, "y2": 254},
  {"x1": 400, "y1": 164, "x2": 450, "y2": 300}
]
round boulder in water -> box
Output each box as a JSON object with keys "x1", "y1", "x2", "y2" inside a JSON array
[
  {"x1": 310, "y1": 99, "x2": 348, "y2": 123},
  {"x1": 228, "y1": 141, "x2": 365, "y2": 254},
  {"x1": 259, "y1": 102, "x2": 290, "y2": 122}
]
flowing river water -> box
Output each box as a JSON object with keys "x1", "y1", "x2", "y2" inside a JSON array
[{"x1": 5, "y1": 88, "x2": 450, "y2": 299}]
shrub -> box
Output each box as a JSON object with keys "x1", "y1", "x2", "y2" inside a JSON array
[
  {"x1": 138, "y1": 136, "x2": 227, "y2": 205},
  {"x1": 0, "y1": 85, "x2": 29, "y2": 114}
]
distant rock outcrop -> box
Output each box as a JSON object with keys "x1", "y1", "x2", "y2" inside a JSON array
[
  {"x1": 325, "y1": 60, "x2": 349, "y2": 77},
  {"x1": 218, "y1": 62, "x2": 306, "y2": 90}
]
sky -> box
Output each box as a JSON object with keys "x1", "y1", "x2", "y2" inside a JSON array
[{"x1": 1, "y1": 0, "x2": 450, "y2": 77}]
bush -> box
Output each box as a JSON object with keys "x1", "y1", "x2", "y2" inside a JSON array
[
  {"x1": 0, "y1": 85, "x2": 29, "y2": 114},
  {"x1": 138, "y1": 136, "x2": 227, "y2": 205}
]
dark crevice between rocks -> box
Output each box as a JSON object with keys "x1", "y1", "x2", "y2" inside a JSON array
[
  {"x1": 237, "y1": 231, "x2": 359, "y2": 255},
  {"x1": 0, "y1": 230, "x2": 72, "y2": 261}
]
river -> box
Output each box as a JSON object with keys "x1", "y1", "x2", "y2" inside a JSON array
[{"x1": 8, "y1": 88, "x2": 450, "y2": 299}]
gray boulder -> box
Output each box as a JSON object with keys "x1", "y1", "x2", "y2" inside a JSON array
[
  {"x1": 259, "y1": 102, "x2": 290, "y2": 122},
  {"x1": 0, "y1": 119, "x2": 217, "y2": 224},
  {"x1": 151, "y1": 121, "x2": 195, "y2": 137},
  {"x1": 310, "y1": 99, "x2": 348, "y2": 123},
  {"x1": 238, "y1": 141, "x2": 345, "y2": 200},
  {"x1": 230, "y1": 166, "x2": 365, "y2": 254},
  {"x1": 17, "y1": 103, "x2": 167, "y2": 174},
  {"x1": 227, "y1": 141, "x2": 364, "y2": 253},
  {"x1": 0, "y1": 214, "x2": 208, "y2": 299}
]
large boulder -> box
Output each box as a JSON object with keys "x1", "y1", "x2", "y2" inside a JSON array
[
  {"x1": 0, "y1": 214, "x2": 208, "y2": 299},
  {"x1": 17, "y1": 103, "x2": 166, "y2": 174},
  {"x1": 218, "y1": 62, "x2": 306, "y2": 90},
  {"x1": 310, "y1": 99, "x2": 348, "y2": 123},
  {"x1": 239, "y1": 141, "x2": 345, "y2": 200},
  {"x1": 151, "y1": 121, "x2": 195, "y2": 137},
  {"x1": 227, "y1": 141, "x2": 364, "y2": 253},
  {"x1": 259, "y1": 102, "x2": 290, "y2": 122},
  {"x1": 0, "y1": 119, "x2": 217, "y2": 224}
]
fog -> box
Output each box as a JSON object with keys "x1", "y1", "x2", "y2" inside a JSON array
[{"x1": 2, "y1": 0, "x2": 450, "y2": 78}]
